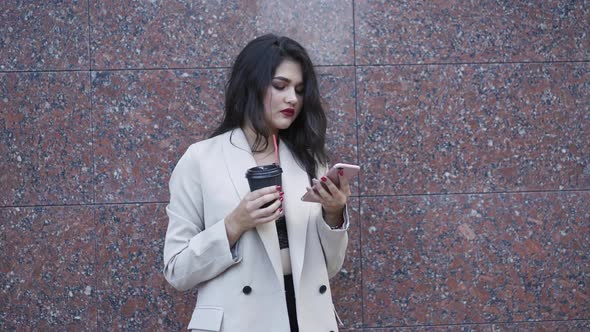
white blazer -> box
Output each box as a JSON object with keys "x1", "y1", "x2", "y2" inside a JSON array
[{"x1": 163, "y1": 128, "x2": 349, "y2": 332}]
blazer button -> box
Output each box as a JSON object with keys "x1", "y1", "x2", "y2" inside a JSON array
[
  {"x1": 242, "y1": 286, "x2": 252, "y2": 295},
  {"x1": 319, "y1": 285, "x2": 327, "y2": 294}
]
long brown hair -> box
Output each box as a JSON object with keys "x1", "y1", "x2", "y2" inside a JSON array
[{"x1": 211, "y1": 34, "x2": 328, "y2": 179}]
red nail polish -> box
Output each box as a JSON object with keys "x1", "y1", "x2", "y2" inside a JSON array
[
  {"x1": 279, "y1": 196, "x2": 284, "y2": 201},
  {"x1": 276, "y1": 185, "x2": 282, "y2": 191},
  {"x1": 321, "y1": 176, "x2": 327, "y2": 182},
  {"x1": 338, "y1": 169, "x2": 344, "y2": 176},
  {"x1": 280, "y1": 191, "x2": 284, "y2": 196},
  {"x1": 279, "y1": 208, "x2": 283, "y2": 213}
]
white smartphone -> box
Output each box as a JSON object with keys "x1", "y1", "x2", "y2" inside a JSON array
[{"x1": 301, "y1": 163, "x2": 360, "y2": 202}]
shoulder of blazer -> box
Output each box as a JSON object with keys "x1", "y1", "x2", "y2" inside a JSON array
[{"x1": 185, "y1": 131, "x2": 232, "y2": 158}]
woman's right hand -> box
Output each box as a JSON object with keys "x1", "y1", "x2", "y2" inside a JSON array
[{"x1": 224, "y1": 185, "x2": 283, "y2": 247}]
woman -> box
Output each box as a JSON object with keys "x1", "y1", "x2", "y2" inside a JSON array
[{"x1": 163, "y1": 34, "x2": 350, "y2": 332}]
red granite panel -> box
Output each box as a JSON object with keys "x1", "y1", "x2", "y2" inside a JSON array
[
  {"x1": 355, "y1": 1, "x2": 590, "y2": 65},
  {"x1": 331, "y1": 198, "x2": 362, "y2": 328},
  {"x1": 492, "y1": 320, "x2": 590, "y2": 331},
  {"x1": 360, "y1": 325, "x2": 492, "y2": 331},
  {"x1": 0, "y1": 206, "x2": 96, "y2": 330},
  {"x1": 92, "y1": 69, "x2": 227, "y2": 203},
  {"x1": 91, "y1": 0, "x2": 353, "y2": 69},
  {"x1": 361, "y1": 195, "x2": 481, "y2": 327},
  {"x1": 476, "y1": 192, "x2": 590, "y2": 322},
  {"x1": 361, "y1": 192, "x2": 589, "y2": 327},
  {"x1": 318, "y1": 66, "x2": 359, "y2": 194},
  {"x1": 0, "y1": 72, "x2": 93, "y2": 206},
  {"x1": 0, "y1": 1, "x2": 89, "y2": 70},
  {"x1": 95, "y1": 203, "x2": 196, "y2": 331},
  {"x1": 357, "y1": 63, "x2": 590, "y2": 196}
]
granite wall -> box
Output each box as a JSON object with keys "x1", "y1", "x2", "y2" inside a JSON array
[{"x1": 1, "y1": 1, "x2": 589, "y2": 331}]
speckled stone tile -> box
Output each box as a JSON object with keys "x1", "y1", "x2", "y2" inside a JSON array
[
  {"x1": 0, "y1": 206, "x2": 96, "y2": 330},
  {"x1": 0, "y1": 1, "x2": 89, "y2": 70},
  {"x1": 475, "y1": 192, "x2": 590, "y2": 322},
  {"x1": 361, "y1": 192, "x2": 589, "y2": 327},
  {"x1": 331, "y1": 198, "x2": 362, "y2": 329},
  {"x1": 91, "y1": 0, "x2": 353, "y2": 69},
  {"x1": 357, "y1": 63, "x2": 590, "y2": 196},
  {"x1": 95, "y1": 203, "x2": 197, "y2": 330},
  {"x1": 0, "y1": 72, "x2": 93, "y2": 206},
  {"x1": 361, "y1": 325, "x2": 492, "y2": 332},
  {"x1": 355, "y1": 1, "x2": 590, "y2": 65},
  {"x1": 493, "y1": 320, "x2": 590, "y2": 332},
  {"x1": 318, "y1": 66, "x2": 359, "y2": 194},
  {"x1": 92, "y1": 69, "x2": 227, "y2": 203},
  {"x1": 361, "y1": 195, "x2": 481, "y2": 327}
]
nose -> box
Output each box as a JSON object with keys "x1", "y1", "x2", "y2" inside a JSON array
[{"x1": 285, "y1": 87, "x2": 297, "y2": 106}]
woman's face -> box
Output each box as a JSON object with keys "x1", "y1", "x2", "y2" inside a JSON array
[{"x1": 263, "y1": 59, "x2": 304, "y2": 133}]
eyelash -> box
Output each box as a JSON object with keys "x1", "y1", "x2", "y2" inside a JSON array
[{"x1": 273, "y1": 85, "x2": 304, "y2": 95}]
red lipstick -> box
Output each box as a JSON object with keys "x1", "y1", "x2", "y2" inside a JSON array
[{"x1": 280, "y1": 108, "x2": 295, "y2": 117}]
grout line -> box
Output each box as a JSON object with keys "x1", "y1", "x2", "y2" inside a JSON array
[
  {"x1": 354, "y1": 59, "x2": 590, "y2": 68},
  {"x1": 2, "y1": 187, "x2": 590, "y2": 210},
  {"x1": 363, "y1": 318, "x2": 590, "y2": 330},
  {"x1": 87, "y1": 0, "x2": 92, "y2": 72},
  {"x1": 0, "y1": 201, "x2": 171, "y2": 209},
  {"x1": 87, "y1": 2, "x2": 100, "y2": 330},
  {"x1": 92, "y1": 203, "x2": 99, "y2": 331},
  {"x1": 2, "y1": 60, "x2": 587, "y2": 75},
  {"x1": 351, "y1": 0, "x2": 365, "y2": 329},
  {"x1": 354, "y1": 188, "x2": 590, "y2": 199}
]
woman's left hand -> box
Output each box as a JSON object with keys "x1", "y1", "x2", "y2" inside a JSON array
[{"x1": 306, "y1": 170, "x2": 351, "y2": 227}]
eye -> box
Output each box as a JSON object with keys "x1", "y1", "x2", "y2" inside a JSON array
[
  {"x1": 272, "y1": 83, "x2": 286, "y2": 91},
  {"x1": 296, "y1": 86, "x2": 305, "y2": 95}
]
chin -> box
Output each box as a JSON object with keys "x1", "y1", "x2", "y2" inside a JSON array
[{"x1": 273, "y1": 120, "x2": 296, "y2": 130}]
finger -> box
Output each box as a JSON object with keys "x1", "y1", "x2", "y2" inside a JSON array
[
  {"x1": 320, "y1": 175, "x2": 342, "y2": 196},
  {"x1": 252, "y1": 195, "x2": 283, "y2": 218},
  {"x1": 338, "y1": 171, "x2": 352, "y2": 196},
  {"x1": 257, "y1": 206, "x2": 283, "y2": 224},
  {"x1": 305, "y1": 186, "x2": 323, "y2": 201},
  {"x1": 249, "y1": 185, "x2": 282, "y2": 200},
  {"x1": 313, "y1": 178, "x2": 333, "y2": 201},
  {"x1": 251, "y1": 190, "x2": 283, "y2": 209}
]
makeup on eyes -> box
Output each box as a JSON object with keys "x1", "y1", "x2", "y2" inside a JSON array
[{"x1": 272, "y1": 77, "x2": 304, "y2": 94}]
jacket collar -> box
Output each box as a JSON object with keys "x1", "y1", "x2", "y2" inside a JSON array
[{"x1": 222, "y1": 128, "x2": 311, "y2": 289}]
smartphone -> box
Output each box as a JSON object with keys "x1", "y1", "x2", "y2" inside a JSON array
[{"x1": 301, "y1": 163, "x2": 360, "y2": 202}]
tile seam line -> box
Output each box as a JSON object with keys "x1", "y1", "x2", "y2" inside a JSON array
[
  {"x1": 5, "y1": 59, "x2": 589, "y2": 74},
  {"x1": 359, "y1": 188, "x2": 590, "y2": 198},
  {"x1": 2, "y1": 188, "x2": 589, "y2": 209},
  {"x1": 0, "y1": 201, "x2": 170, "y2": 209},
  {"x1": 0, "y1": 64, "x2": 358, "y2": 74},
  {"x1": 355, "y1": 59, "x2": 590, "y2": 68},
  {"x1": 351, "y1": 0, "x2": 364, "y2": 327},
  {"x1": 366, "y1": 318, "x2": 590, "y2": 329}
]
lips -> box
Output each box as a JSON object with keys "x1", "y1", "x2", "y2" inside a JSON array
[{"x1": 280, "y1": 108, "x2": 295, "y2": 117}]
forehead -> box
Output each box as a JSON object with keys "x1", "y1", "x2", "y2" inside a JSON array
[{"x1": 274, "y1": 59, "x2": 303, "y2": 84}]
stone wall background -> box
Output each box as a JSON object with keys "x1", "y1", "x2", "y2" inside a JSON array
[{"x1": 1, "y1": 1, "x2": 589, "y2": 331}]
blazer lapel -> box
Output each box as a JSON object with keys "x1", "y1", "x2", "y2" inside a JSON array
[
  {"x1": 222, "y1": 129, "x2": 284, "y2": 289},
  {"x1": 278, "y1": 139, "x2": 312, "y2": 293},
  {"x1": 222, "y1": 129, "x2": 254, "y2": 200}
]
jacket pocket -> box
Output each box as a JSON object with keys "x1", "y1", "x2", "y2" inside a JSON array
[{"x1": 188, "y1": 306, "x2": 224, "y2": 331}]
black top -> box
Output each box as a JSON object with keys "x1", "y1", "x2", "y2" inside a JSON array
[{"x1": 276, "y1": 216, "x2": 289, "y2": 249}]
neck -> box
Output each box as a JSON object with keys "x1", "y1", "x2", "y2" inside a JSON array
[{"x1": 242, "y1": 126, "x2": 277, "y2": 154}]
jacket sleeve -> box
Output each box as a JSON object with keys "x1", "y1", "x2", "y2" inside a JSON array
[
  {"x1": 314, "y1": 163, "x2": 349, "y2": 279},
  {"x1": 162, "y1": 144, "x2": 241, "y2": 291},
  {"x1": 316, "y1": 207, "x2": 349, "y2": 278}
]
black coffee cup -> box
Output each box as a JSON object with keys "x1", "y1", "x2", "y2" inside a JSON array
[{"x1": 245, "y1": 164, "x2": 283, "y2": 208}]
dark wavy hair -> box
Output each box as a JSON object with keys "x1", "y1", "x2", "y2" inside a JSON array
[{"x1": 211, "y1": 34, "x2": 328, "y2": 180}]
